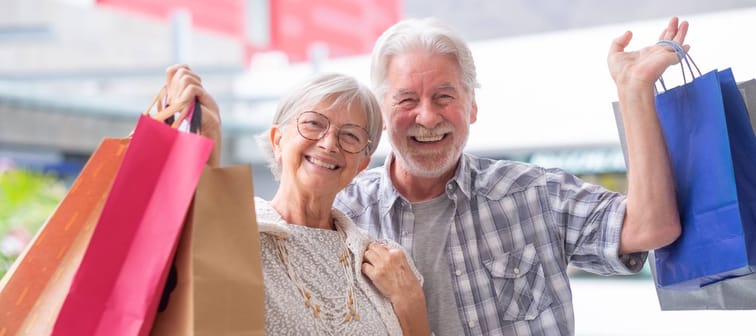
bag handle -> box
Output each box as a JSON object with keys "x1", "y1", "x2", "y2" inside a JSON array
[
  {"x1": 142, "y1": 86, "x2": 195, "y2": 129},
  {"x1": 158, "y1": 97, "x2": 201, "y2": 134},
  {"x1": 655, "y1": 39, "x2": 702, "y2": 93}
]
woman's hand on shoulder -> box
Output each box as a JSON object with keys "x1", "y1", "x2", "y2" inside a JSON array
[
  {"x1": 361, "y1": 240, "x2": 421, "y2": 300},
  {"x1": 362, "y1": 240, "x2": 430, "y2": 335}
]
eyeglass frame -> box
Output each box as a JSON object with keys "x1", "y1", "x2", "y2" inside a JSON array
[{"x1": 293, "y1": 111, "x2": 372, "y2": 154}]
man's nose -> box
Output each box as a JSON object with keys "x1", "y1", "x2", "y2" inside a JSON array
[{"x1": 414, "y1": 101, "x2": 443, "y2": 128}]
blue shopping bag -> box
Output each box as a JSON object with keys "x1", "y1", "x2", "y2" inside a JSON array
[{"x1": 653, "y1": 67, "x2": 756, "y2": 290}]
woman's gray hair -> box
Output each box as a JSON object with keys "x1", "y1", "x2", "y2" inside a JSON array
[
  {"x1": 255, "y1": 72, "x2": 383, "y2": 180},
  {"x1": 370, "y1": 17, "x2": 481, "y2": 101}
]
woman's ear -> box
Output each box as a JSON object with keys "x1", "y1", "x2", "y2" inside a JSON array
[
  {"x1": 358, "y1": 155, "x2": 371, "y2": 172},
  {"x1": 270, "y1": 126, "x2": 282, "y2": 161}
]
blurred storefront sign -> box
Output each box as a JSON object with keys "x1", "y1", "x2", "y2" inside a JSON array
[
  {"x1": 525, "y1": 147, "x2": 628, "y2": 192},
  {"x1": 527, "y1": 147, "x2": 626, "y2": 175}
]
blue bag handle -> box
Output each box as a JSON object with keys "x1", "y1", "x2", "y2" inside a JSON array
[{"x1": 655, "y1": 39, "x2": 702, "y2": 93}]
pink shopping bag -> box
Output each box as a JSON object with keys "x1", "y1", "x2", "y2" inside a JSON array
[{"x1": 51, "y1": 113, "x2": 213, "y2": 336}]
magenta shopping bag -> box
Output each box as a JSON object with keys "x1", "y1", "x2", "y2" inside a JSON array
[{"x1": 51, "y1": 113, "x2": 213, "y2": 336}]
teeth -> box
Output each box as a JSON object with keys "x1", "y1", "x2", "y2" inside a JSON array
[
  {"x1": 414, "y1": 134, "x2": 444, "y2": 142},
  {"x1": 309, "y1": 157, "x2": 337, "y2": 170}
]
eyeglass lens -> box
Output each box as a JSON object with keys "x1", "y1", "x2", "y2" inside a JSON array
[{"x1": 296, "y1": 111, "x2": 369, "y2": 153}]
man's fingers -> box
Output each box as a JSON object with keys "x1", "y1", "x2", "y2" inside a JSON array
[
  {"x1": 674, "y1": 20, "x2": 689, "y2": 45},
  {"x1": 658, "y1": 17, "x2": 688, "y2": 44},
  {"x1": 609, "y1": 31, "x2": 632, "y2": 54},
  {"x1": 665, "y1": 17, "x2": 679, "y2": 40}
]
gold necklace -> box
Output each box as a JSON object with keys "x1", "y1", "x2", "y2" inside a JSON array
[{"x1": 273, "y1": 222, "x2": 360, "y2": 333}]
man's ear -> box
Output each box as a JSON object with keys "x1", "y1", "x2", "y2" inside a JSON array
[
  {"x1": 469, "y1": 97, "x2": 478, "y2": 124},
  {"x1": 270, "y1": 126, "x2": 282, "y2": 161},
  {"x1": 380, "y1": 105, "x2": 389, "y2": 131}
]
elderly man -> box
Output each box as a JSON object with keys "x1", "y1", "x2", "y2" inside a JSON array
[{"x1": 335, "y1": 16, "x2": 685, "y2": 335}]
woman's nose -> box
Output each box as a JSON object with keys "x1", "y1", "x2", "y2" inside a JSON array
[{"x1": 317, "y1": 128, "x2": 340, "y2": 152}]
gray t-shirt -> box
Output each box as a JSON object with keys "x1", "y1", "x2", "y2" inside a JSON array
[{"x1": 412, "y1": 195, "x2": 465, "y2": 336}]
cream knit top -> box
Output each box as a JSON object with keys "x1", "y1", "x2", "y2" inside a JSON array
[{"x1": 255, "y1": 197, "x2": 422, "y2": 336}]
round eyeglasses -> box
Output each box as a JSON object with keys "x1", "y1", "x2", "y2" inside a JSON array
[{"x1": 295, "y1": 111, "x2": 371, "y2": 154}]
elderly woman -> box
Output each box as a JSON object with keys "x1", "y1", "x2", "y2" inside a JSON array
[{"x1": 165, "y1": 68, "x2": 430, "y2": 336}]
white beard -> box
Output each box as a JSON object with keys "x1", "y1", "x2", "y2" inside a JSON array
[{"x1": 388, "y1": 128, "x2": 468, "y2": 179}]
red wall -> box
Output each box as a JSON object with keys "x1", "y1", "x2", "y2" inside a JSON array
[
  {"x1": 97, "y1": 0, "x2": 245, "y2": 37},
  {"x1": 98, "y1": 0, "x2": 402, "y2": 64},
  {"x1": 269, "y1": 0, "x2": 402, "y2": 62}
]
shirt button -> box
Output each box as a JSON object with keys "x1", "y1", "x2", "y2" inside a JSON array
[
  {"x1": 468, "y1": 320, "x2": 476, "y2": 328},
  {"x1": 513, "y1": 267, "x2": 520, "y2": 275},
  {"x1": 629, "y1": 259, "x2": 637, "y2": 266},
  {"x1": 446, "y1": 184, "x2": 453, "y2": 190},
  {"x1": 401, "y1": 231, "x2": 408, "y2": 236},
  {"x1": 455, "y1": 270, "x2": 462, "y2": 276}
]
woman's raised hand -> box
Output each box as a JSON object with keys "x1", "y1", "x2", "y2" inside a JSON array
[{"x1": 165, "y1": 64, "x2": 223, "y2": 166}]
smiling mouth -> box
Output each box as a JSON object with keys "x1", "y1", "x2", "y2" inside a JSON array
[
  {"x1": 306, "y1": 156, "x2": 339, "y2": 170},
  {"x1": 412, "y1": 134, "x2": 447, "y2": 143}
]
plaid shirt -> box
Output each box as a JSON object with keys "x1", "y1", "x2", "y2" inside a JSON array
[{"x1": 335, "y1": 153, "x2": 646, "y2": 336}]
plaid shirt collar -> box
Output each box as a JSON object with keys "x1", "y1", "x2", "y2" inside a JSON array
[{"x1": 377, "y1": 152, "x2": 474, "y2": 210}]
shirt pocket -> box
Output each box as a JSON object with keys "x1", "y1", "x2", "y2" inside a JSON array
[{"x1": 482, "y1": 243, "x2": 553, "y2": 321}]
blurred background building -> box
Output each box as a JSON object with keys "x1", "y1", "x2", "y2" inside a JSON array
[{"x1": 3, "y1": 0, "x2": 756, "y2": 197}]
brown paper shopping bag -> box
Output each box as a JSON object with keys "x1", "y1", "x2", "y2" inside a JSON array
[
  {"x1": 0, "y1": 138, "x2": 129, "y2": 335},
  {"x1": 151, "y1": 165, "x2": 265, "y2": 335}
]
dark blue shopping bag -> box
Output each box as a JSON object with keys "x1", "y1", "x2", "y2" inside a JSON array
[{"x1": 654, "y1": 67, "x2": 756, "y2": 290}]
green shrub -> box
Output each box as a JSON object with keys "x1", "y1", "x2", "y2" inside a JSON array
[{"x1": 0, "y1": 169, "x2": 66, "y2": 277}]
